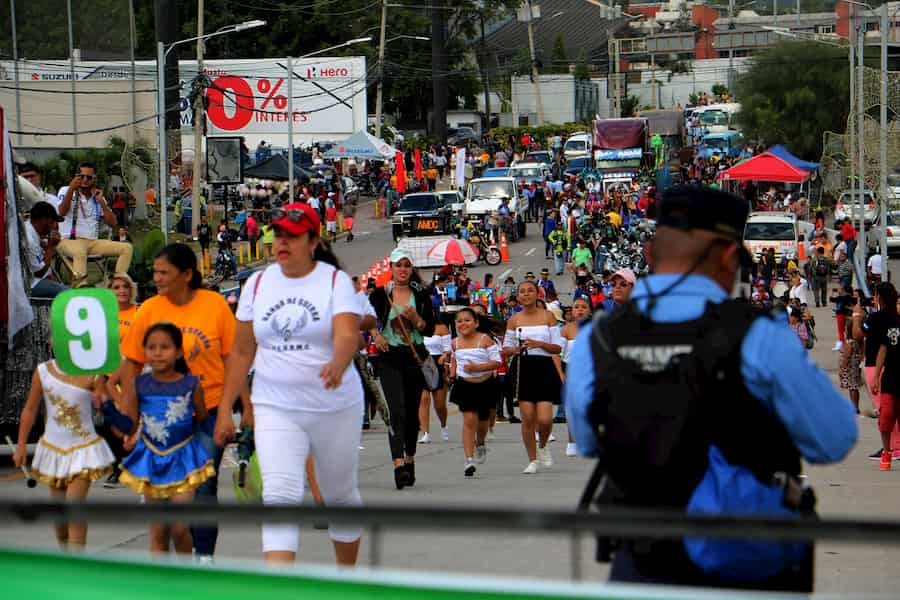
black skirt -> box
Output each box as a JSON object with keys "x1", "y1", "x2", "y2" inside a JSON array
[
  {"x1": 508, "y1": 354, "x2": 562, "y2": 404},
  {"x1": 430, "y1": 354, "x2": 446, "y2": 389},
  {"x1": 449, "y1": 377, "x2": 498, "y2": 421}
]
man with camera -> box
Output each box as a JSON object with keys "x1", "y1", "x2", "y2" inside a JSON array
[{"x1": 54, "y1": 162, "x2": 132, "y2": 286}]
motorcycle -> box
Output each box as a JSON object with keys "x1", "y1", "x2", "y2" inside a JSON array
[{"x1": 468, "y1": 224, "x2": 502, "y2": 266}]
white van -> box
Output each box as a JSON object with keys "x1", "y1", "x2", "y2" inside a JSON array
[
  {"x1": 465, "y1": 177, "x2": 528, "y2": 240},
  {"x1": 743, "y1": 212, "x2": 800, "y2": 263},
  {"x1": 563, "y1": 132, "x2": 592, "y2": 161}
]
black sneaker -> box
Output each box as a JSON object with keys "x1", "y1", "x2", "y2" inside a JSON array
[
  {"x1": 103, "y1": 470, "x2": 121, "y2": 489},
  {"x1": 553, "y1": 416, "x2": 567, "y2": 424},
  {"x1": 868, "y1": 448, "x2": 884, "y2": 460},
  {"x1": 405, "y1": 462, "x2": 416, "y2": 487},
  {"x1": 394, "y1": 466, "x2": 410, "y2": 490},
  {"x1": 509, "y1": 416, "x2": 522, "y2": 424}
]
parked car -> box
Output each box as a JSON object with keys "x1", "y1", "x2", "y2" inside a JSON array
[
  {"x1": 507, "y1": 162, "x2": 551, "y2": 187},
  {"x1": 447, "y1": 126, "x2": 478, "y2": 146},
  {"x1": 834, "y1": 190, "x2": 878, "y2": 227},
  {"x1": 696, "y1": 131, "x2": 744, "y2": 161},
  {"x1": 563, "y1": 132, "x2": 592, "y2": 161},
  {"x1": 519, "y1": 151, "x2": 553, "y2": 167},
  {"x1": 391, "y1": 192, "x2": 452, "y2": 241},
  {"x1": 482, "y1": 167, "x2": 509, "y2": 178},
  {"x1": 563, "y1": 157, "x2": 592, "y2": 177},
  {"x1": 867, "y1": 210, "x2": 900, "y2": 255},
  {"x1": 438, "y1": 189, "x2": 465, "y2": 214}
]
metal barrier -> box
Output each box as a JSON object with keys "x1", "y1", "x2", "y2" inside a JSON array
[{"x1": 4, "y1": 500, "x2": 900, "y2": 581}]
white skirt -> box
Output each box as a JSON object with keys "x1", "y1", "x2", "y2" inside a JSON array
[{"x1": 32, "y1": 436, "x2": 115, "y2": 488}]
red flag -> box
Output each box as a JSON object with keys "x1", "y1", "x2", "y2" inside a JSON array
[
  {"x1": 414, "y1": 148, "x2": 423, "y2": 183},
  {"x1": 395, "y1": 151, "x2": 407, "y2": 194}
]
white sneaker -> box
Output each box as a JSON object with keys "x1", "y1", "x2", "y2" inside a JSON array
[
  {"x1": 537, "y1": 446, "x2": 553, "y2": 468},
  {"x1": 566, "y1": 442, "x2": 577, "y2": 457},
  {"x1": 465, "y1": 459, "x2": 476, "y2": 477},
  {"x1": 832, "y1": 341, "x2": 843, "y2": 352},
  {"x1": 535, "y1": 431, "x2": 540, "y2": 441},
  {"x1": 475, "y1": 445, "x2": 487, "y2": 464},
  {"x1": 418, "y1": 432, "x2": 431, "y2": 444},
  {"x1": 440, "y1": 427, "x2": 450, "y2": 441},
  {"x1": 548, "y1": 433, "x2": 557, "y2": 443},
  {"x1": 486, "y1": 430, "x2": 495, "y2": 441},
  {"x1": 522, "y1": 461, "x2": 538, "y2": 474}
]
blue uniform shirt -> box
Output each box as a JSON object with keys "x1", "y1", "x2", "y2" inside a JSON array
[{"x1": 565, "y1": 273, "x2": 857, "y2": 463}]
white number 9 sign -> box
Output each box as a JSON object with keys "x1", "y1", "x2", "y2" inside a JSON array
[{"x1": 50, "y1": 289, "x2": 120, "y2": 374}]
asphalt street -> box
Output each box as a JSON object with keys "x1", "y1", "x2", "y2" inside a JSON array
[{"x1": 1, "y1": 201, "x2": 899, "y2": 595}]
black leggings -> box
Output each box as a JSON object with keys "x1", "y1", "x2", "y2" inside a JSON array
[{"x1": 378, "y1": 346, "x2": 426, "y2": 460}]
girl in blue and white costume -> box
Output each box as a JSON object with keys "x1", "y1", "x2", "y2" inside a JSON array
[{"x1": 119, "y1": 322, "x2": 215, "y2": 554}]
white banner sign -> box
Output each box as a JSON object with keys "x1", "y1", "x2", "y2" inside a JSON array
[{"x1": 456, "y1": 148, "x2": 467, "y2": 190}]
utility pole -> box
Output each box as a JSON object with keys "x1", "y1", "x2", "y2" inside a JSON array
[
  {"x1": 66, "y1": 0, "x2": 78, "y2": 147},
  {"x1": 728, "y1": 0, "x2": 735, "y2": 92},
  {"x1": 191, "y1": 0, "x2": 204, "y2": 238},
  {"x1": 374, "y1": 0, "x2": 387, "y2": 139},
  {"x1": 9, "y1": 0, "x2": 21, "y2": 145},
  {"x1": 129, "y1": 0, "x2": 137, "y2": 139},
  {"x1": 858, "y1": 20, "x2": 866, "y2": 258},
  {"x1": 524, "y1": 0, "x2": 544, "y2": 125},
  {"x1": 480, "y1": 11, "x2": 492, "y2": 135},
  {"x1": 431, "y1": 0, "x2": 448, "y2": 141},
  {"x1": 849, "y1": 7, "x2": 856, "y2": 217},
  {"x1": 881, "y1": 2, "x2": 889, "y2": 280}
]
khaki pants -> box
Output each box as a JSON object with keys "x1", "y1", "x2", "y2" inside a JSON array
[{"x1": 57, "y1": 237, "x2": 133, "y2": 280}]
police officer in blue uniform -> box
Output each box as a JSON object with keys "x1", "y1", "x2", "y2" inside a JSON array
[{"x1": 565, "y1": 185, "x2": 857, "y2": 592}]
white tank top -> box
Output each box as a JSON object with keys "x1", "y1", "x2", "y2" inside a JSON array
[
  {"x1": 424, "y1": 334, "x2": 451, "y2": 356},
  {"x1": 503, "y1": 324, "x2": 561, "y2": 357},
  {"x1": 453, "y1": 335, "x2": 502, "y2": 379}
]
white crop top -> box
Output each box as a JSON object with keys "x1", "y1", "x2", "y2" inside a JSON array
[
  {"x1": 424, "y1": 334, "x2": 452, "y2": 356},
  {"x1": 502, "y1": 324, "x2": 562, "y2": 357},
  {"x1": 453, "y1": 335, "x2": 502, "y2": 379}
]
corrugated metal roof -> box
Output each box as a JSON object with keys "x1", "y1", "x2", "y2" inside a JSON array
[{"x1": 481, "y1": 0, "x2": 631, "y2": 67}]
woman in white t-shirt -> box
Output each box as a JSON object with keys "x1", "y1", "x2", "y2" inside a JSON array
[{"x1": 214, "y1": 202, "x2": 363, "y2": 566}]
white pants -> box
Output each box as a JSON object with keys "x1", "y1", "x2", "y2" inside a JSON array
[{"x1": 254, "y1": 402, "x2": 363, "y2": 553}]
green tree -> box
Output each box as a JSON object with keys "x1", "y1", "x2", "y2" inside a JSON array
[
  {"x1": 573, "y1": 52, "x2": 590, "y2": 81},
  {"x1": 621, "y1": 95, "x2": 640, "y2": 118},
  {"x1": 734, "y1": 41, "x2": 850, "y2": 160},
  {"x1": 550, "y1": 33, "x2": 568, "y2": 74}
]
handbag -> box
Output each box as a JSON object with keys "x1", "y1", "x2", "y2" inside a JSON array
[{"x1": 390, "y1": 297, "x2": 441, "y2": 391}]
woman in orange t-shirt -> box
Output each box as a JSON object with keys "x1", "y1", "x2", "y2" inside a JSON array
[{"x1": 117, "y1": 243, "x2": 236, "y2": 559}]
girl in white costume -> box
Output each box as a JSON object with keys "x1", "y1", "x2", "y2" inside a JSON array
[{"x1": 14, "y1": 360, "x2": 115, "y2": 548}]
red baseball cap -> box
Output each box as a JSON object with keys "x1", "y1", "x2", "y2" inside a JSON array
[{"x1": 271, "y1": 202, "x2": 320, "y2": 236}]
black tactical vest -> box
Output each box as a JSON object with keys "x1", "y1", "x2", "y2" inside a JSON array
[{"x1": 588, "y1": 300, "x2": 801, "y2": 509}]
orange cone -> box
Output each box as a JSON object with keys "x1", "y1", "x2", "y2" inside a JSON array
[
  {"x1": 500, "y1": 232, "x2": 510, "y2": 262},
  {"x1": 798, "y1": 241, "x2": 806, "y2": 261}
]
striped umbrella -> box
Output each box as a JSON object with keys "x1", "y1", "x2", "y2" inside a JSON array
[{"x1": 426, "y1": 239, "x2": 479, "y2": 266}]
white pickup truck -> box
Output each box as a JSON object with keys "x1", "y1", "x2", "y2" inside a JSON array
[{"x1": 464, "y1": 177, "x2": 528, "y2": 241}]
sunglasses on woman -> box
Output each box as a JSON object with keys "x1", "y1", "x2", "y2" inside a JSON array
[{"x1": 270, "y1": 208, "x2": 310, "y2": 223}]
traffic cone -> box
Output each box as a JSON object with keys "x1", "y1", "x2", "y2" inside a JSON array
[
  {"x1": 798, "y1": 241, "x2": 807, "y2": 261},
  {"x1": 500, "y1": 232, "x2": 510, "y2": 263}
]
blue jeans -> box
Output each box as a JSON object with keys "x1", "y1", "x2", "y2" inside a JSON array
[
  {"x1": 846, "y1": 238, "x2": 857, "y2": 261},
  {"x1": 31, "y1": 278, "x2": 68, "y2": 298},
  {"x1": 554, "y1": 252, "x2": 565, "y2": 275},
  {"x1": 191, "y1": 407, "x2": 225, "y2": 556},
  {"x1": 593, "y1": 250, "x2": 607, "y2": 274}
]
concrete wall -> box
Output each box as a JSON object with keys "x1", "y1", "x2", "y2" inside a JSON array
[
  {"x1": 511, "y1": 74, "x2": 599, "y2": 126},
  {"x1": 1, "y1": 80, "x2": 157, "y2": 149},
  {"x1": 592, "y1": 56, "x2": 751, "y2": 118}
]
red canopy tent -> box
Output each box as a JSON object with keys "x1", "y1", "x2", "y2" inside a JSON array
[{"x1": 718, "y1": 152, "x2": 811, "y2": 184}]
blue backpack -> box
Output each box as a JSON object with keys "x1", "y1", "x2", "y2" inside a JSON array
[{"x1": 684, "y1": 446, "x2": 807, "y2": 582}]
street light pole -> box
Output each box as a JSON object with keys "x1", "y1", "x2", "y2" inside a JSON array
[
  {"x1": 849, "y1": 9, "x2": 856, "y2": 226},
  {"x1": 191, "y1": 0, "x2": 205, "y2": 239},
  {"x1": 375, "y1": 0, "x2": 388, "y2": 139},
  {"x1": 880, "y1": 2, "x2": 888, "y2": 280},
  {"x1": 525, "y1": 0, "x2": 545, "y2": 125},
  {"x1": 157, "y1": 41, "x2": 169, "y2": 241},
  {"x1": 156, "y1": 20, "x2": 266, "y2": 243}
]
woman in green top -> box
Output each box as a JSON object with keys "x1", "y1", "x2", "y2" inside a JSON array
[
  {"x1": 368, "y1": 248, "x2": 438, "y2": 490},
  {"x1": 572, "y1": 238, "x2": 593, "y2": 270}
]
